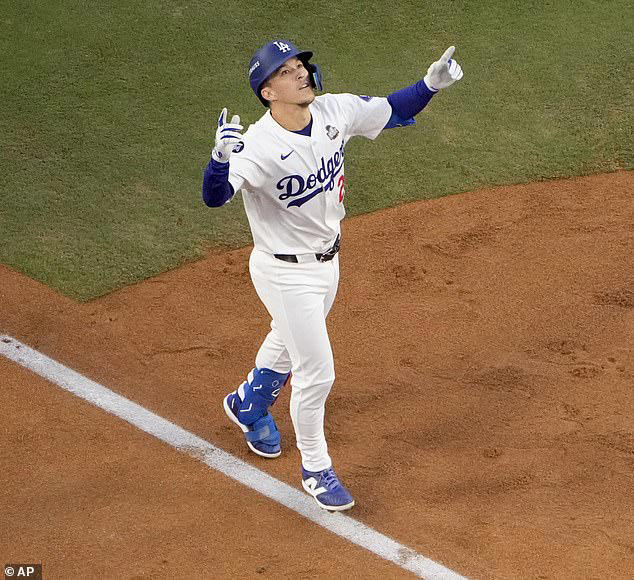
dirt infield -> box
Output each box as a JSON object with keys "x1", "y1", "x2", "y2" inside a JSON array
[{"x1": 1, "y1": 171, "x2": 632, "y2": 578}]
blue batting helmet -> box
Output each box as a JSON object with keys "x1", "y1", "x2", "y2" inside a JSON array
[{"x1": 248, "y1": 39, "x2": 323, "y2": 107}]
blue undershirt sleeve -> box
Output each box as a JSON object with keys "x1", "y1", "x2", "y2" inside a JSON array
[
  {"x1": 384, "y1": 78, "x2": 437, "y2": 129},
  {"x1": 384, "y1": 110, "x2": 417, "y2": 129},
  {"x1": 202, "y1": 158, "x2": 235, "y2": 207}
]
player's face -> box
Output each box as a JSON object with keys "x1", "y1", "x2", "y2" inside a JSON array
[{"x1": 262, "y1": 57, "x2": 315, "y2": 106}]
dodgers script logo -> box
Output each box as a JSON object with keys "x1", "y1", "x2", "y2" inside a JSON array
[{"x1": 277, "y1": 142, "x2": 345, "y2": 208}]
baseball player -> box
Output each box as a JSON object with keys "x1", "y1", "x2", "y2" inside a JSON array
[{"x1": 203, "y1": 39, "x2": 462, "y2": 511}]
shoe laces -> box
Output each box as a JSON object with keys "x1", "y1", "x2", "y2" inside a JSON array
[{"x1": 321, "y1": 467, "x2": 340, "y2": 490}]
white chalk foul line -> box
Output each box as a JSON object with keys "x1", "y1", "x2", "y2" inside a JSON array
[{"x1": 0, "y1": 335, "x2": 466, "y2": 579}]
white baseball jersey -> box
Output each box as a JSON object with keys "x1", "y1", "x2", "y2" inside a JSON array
[{"x1": 228, "y1": 93, "x2": 391, "y2": 254}]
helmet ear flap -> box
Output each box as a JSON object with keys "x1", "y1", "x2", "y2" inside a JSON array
[{"x1": 307, "y1": 63, "x2": 323, "y2": 91}]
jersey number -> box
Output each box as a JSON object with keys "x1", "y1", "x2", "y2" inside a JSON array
[{"x1": 338, "y1": 175, "x2": 345, "y2": 203}]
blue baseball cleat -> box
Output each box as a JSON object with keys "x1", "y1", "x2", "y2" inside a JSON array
[
  {"x1": 301, "y1": 466, "x2": 355, "y2": 511},
  {"x1": 223, "y1": 368, "x2": 290, "y2": 459},
  {"x1": 223, "y1": 391, "x2": 281, "y2": 458}
]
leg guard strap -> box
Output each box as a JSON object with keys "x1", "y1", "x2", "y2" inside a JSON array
[{"x1": 244, "y1": 414, "x2": 281, "y2": 446}]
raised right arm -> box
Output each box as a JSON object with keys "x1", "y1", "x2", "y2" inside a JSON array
[
  {"x1": 202, "y1": 108, "x2": 245, "y2": 208},
  {"x1": 202, "y1": 159, "x2": 237, "y2": 207}
]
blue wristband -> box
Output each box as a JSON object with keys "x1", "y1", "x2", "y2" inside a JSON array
[{"x1": 202, "y1": 158, "x2": 235, "y2": 207}]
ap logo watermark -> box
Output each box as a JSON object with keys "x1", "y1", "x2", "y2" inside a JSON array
[{"x1": 4, "y1": 565, "x2": 42, "y2": 580}]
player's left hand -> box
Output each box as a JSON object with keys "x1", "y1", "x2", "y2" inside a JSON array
[{"x1": 423, "y1": 46, "x2": 463, "y2": 91}]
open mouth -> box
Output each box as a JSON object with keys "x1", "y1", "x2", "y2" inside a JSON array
[{"x1": 299, "y1": 83, "x2": 310, "y2": 90}]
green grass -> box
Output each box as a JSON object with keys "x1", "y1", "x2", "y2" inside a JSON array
[{"x1": 1, "y1": 0, "x2": 632, "y2": 300}]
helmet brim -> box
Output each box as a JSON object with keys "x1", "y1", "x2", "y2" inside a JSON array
[{"x1": 264, "y1": 50, "x2": 313, "y2": 84}]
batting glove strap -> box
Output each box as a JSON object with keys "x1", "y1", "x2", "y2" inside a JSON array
[{"x1": 211, "y1": 146, "x2": 232, "y2": 163}]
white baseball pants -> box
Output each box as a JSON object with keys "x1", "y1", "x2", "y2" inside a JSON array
[{"x1": 249, "y1": 248, "x2": 340, "y2": 472}]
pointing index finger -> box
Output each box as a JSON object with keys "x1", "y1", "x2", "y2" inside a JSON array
[
  {"x1": 439, "y1": 46, "x2": 455, "y2": 64},
  {"x1": 218, "y1": 107, "x2": 227, "y2": 127}
]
